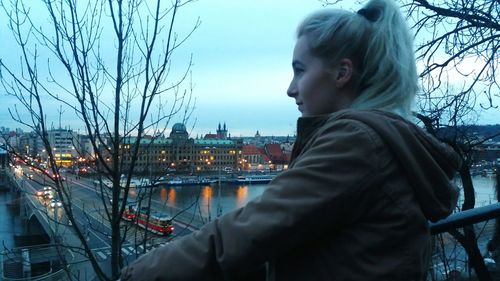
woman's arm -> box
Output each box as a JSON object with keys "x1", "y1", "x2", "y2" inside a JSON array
[{"x1": 120, "y1": 119, "x2": 383, "y2": 281}]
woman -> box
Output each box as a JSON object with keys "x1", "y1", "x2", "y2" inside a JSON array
[{"x1": 121, "y1": 0, "x2": 460, "y2": 280}]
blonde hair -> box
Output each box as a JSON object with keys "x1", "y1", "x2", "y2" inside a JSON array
[{"x1": 297, "y1": 0, "x2": 417, "y2": 118}]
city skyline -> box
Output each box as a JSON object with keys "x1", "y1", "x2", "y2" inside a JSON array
[
  {"x1": 0, "y1": 0, "x2": 328, "y2": 137},
  {"x1": 1, "y1": 0, "x2": 498, "y2": 138},
  {"x1": 0, "y1": 122, "x2": 296, "y2": 139}
]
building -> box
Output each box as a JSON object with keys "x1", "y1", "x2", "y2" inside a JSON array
[
  {"x1": 0, "y1": 144, "x2": 8, "y2": 169},
  {"x1": 74, "y1": 134, "x2": 94, "y2": 159},
  {"x1": 120, "y1": 123, "x2": 243, "y2": 174},
  {"x1": 473, "y1": 142, "x2": 500, "y2": 163},
  {"x1": 39, "y1": 129, "x2": 77, "y2": 167},
  {"x1": 263, "y1": 143, "x2": 288, "y2": 169},
  {"x1": 241, "y1": 145, "x2": 271, "y2": 171},
  {"x1": 17, "y1": 131, "x2": 40, "y2": 157},
  {"x1": 241, "y1": 144, "x2": 291, "y2": 172},
  {"x1": 216, "y1": 122, "x2": 228, "y2": 139}
]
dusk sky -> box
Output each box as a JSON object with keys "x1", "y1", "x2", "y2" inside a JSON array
[{"x1": 1, "y1": 0, "x2": 498, "y2": 137}]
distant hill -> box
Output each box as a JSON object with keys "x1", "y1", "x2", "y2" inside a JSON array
[
  {"x1": 467, "y1": 124, "x2": 500, "y2": 142},
  {"x1": 434, "y1": 124, "x2": 500, "y2": 143}
]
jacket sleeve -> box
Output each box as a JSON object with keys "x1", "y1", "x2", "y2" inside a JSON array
[{"x1": 120, "y1": 119, "x2": 385, "y2": 281}]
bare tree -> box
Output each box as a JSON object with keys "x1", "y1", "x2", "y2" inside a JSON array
[
  {"x1": 0, "y1": 0, "x2": 199, "y2": 280},
  {"x1": 488, "y1": 165, "x2": 500, "y2": 265},
  {"x1": 406, "y1": 0, "x2": 499, "y2": 112},
  {"x1": 406, "y1": 1, "x2": 499, "y2": 280}
]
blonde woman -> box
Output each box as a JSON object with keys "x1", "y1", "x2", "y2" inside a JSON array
[{"x1": 121, "y1": 0, "x2": 460, "y2": 280}]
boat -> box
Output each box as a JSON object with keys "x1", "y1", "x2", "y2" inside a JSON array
[
  {"x1": 94, "y1": 177, "x2": 152, "y2": 188},
  {"x1": 228, "y1": 174, "x2": 275, "y2": 184},
  {"x1": 155, "y1": 176, "x2": 216, "y2": 186},
  {"x1": 130, "y1": 178, "x2": 152, "y2": 188}
]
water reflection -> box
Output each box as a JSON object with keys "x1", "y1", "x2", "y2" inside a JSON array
[
  {"x1": 150, "y1": 183, "x2": 268, "y2": 218},
  {"x1": 167, "y1": 188, "x2": 176, "y2": 207},
  {"x1": 235, "y1": 186, "x2": 248, "y2": 209},
  {"x1": 201, "y1": 186, "x2": 213, "y2": 217},
  {"x1": 202, "y1": 186, "x2": 213, "y2": 205},
  {"x1": 160, "y1": 187, "x2": 168, "y2": 202}
]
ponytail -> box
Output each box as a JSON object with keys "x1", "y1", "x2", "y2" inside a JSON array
[{"x1": 352, "y1": 0, "x2": 418, "y2": 118}]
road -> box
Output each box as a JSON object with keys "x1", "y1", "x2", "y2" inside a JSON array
[{"x1": 14, "y1": 165, "x2": 197, "y2": 275}]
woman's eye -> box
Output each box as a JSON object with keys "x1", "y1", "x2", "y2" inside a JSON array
[{"x1": 293, "y1": 68, "x2": 304, "y2": 75}]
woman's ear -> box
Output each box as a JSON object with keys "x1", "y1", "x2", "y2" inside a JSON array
[{"x1": 333, "y1": 58, "x2": 353, "y2": 88}]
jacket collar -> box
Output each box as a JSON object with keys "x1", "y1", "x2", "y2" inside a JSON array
[{"x1": 290, "y1": 115, "x2": 330, "y2": 161}]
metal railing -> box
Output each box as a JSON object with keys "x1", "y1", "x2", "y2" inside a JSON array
[
  {"x1": 1, "y1": 244, "x2": 70, "y2": 281},
  {"x1": 430, "y1": 203, "x2": 500, "y2": 235},
  {"x1": 429, "y1": 203, "x2": 500, "y2": 281}
]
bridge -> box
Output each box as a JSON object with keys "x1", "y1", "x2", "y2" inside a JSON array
[
  {"x1": 0, "y1": 169, "x2": 90, "y2": 280},
  {"x1": 1, "y1": 166, "x2": 197, "y2": 281}
]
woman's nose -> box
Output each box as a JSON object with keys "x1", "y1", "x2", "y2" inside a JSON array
[{"x1": 287, "y1": 81, "x2": 297, "y2": 97}]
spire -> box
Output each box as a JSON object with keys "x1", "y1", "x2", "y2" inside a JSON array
[
  {"x1": 223, "y1": 122, "x2": 226, "y2": 131},
  {"x1": 218, "y1": 123, "x2": 221, "y2": 130}
]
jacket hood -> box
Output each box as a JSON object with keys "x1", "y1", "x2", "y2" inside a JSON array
[{"x1": 335, "y1": 109, "x2": 461, "y2": 222}]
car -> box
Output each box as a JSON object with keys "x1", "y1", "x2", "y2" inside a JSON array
[
  {"x1": 35, "y1": 190, "x2": 44, "y2": 197},
  {"x1": 44, "y1": 192, "x2": 54, "y2": 199},
  {"x1": 43, "y1": 186, "x2": 54, "y2": 199},
  {"x1": 49, "y1": 199, "x2": 62, "y2": 208},
  {"x1": 52, "y1": 173, "x2": 66, "y2": 181}
]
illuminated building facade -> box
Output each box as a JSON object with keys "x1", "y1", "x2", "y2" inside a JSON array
[
  {"x1": 120, "y1": 123, "x2": 243, "y2": 174},
  {"x1": 39, "y1": 129, "x2": 77, "y2": 167}
]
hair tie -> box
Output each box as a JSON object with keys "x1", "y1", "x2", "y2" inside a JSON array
[{"x1": 357, "y1": 8, "x2": 381, "y2": 22}]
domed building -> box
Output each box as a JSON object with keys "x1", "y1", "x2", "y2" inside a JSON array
[
  {"x1": 120, "y1": 122, "x2": 243, "y2": 174},
  {"x1": 169, "y1": 123, "x2": 188, "y2": 141}
]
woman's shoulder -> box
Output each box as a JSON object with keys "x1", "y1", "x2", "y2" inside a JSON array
[
  {"x1": 321, "y1": 109, "x2": 420, "y2": 144},
  {"x1": 319, "y1": 109, "x2": 391, "y2": 142},
  {"x1": 327, "y1": 109, "x2": 412, "y2": 125}
]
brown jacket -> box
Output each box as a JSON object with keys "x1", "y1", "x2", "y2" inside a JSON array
[{"x1": 121, "y1": 109, "x2": 460, "y2": 281}]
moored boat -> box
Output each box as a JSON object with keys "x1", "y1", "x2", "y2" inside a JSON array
[
  {"x1": 156, "y1": 176, "x2": 216, "y2": 186},
  {"x1": 227, "y1": 174, "x2": 275, "y2": 184}
]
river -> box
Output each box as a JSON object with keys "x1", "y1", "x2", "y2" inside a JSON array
[
  {"x1": 460, "y1": 175, "x2": 498, "y2": 206},
  {"x1": 134, "y1": 182, "x2": 269, "y2": 221},
  {"x1": 133, "y1": 175, "x2": 498, "y2": 221}
]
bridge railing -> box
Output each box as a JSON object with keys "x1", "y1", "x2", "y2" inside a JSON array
[
  {"x1": 428, "y1": 203, "x2": 500, "y2": 281},
  {"x1": 1, "y1": 244, "x2": 71, "y2": 281}
]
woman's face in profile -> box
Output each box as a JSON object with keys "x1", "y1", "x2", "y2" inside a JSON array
[{"x1": 287, "y1": 36, "x2": 348, "y2": 116}]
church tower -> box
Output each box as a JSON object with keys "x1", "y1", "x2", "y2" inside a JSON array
[{"x1": 216, "y1": 122, "x2": 228, "y2": 139}]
